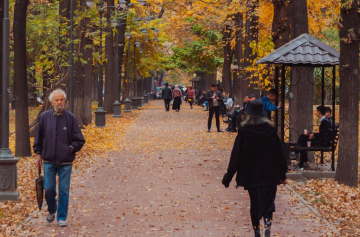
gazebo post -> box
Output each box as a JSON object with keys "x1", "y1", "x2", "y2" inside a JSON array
[
  {"x1": 281, "y1": 65, "x2": 285, "y2": 143},
  {"x1": 331, "y1": 65, "x2": 336, "y2": 171},
  {"x1": 321, "y1": 66, "x2": 325, "y2": 164},
  {"x1": 274, "y1": 66, "x2": 279, "y2": 131}
]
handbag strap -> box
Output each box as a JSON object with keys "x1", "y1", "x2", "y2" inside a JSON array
[{"x1": 38, "y1": 166, "x2": 41, "y2": 177}]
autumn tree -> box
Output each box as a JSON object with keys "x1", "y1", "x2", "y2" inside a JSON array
[
  {"x1": 271, "y1": 0, "x2": 290, "y2": 49},
  {"x1": 233, "y1": 12, "x2": 244, "y2": 102},
  {"x1": 103, "y1": 0, "x2": 115, "y2": 113},
  {"x1": 288, "y1": 0, "x2": 313, "y2": 151},
  {"x1": 14, "y1": 0, "x2": 31, "y2": 157},
  {"x1": 335, "y1": 0, "x2": 359, "y2": 187},
  {"x1": 243, "y1": 0, "x2": 259, "y2": 96}
]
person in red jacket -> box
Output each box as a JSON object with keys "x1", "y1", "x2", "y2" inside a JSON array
[{"x1": 186, "y1": 86, "x2": 195, "y2": 109}]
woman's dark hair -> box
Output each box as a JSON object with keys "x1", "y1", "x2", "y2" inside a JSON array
[
  {"x1": 211, "y1": 84, "x2": 217, "y2": 87},
  {"x1": 325, "y1": 106, "x2": 332, "y2": 114},
  {"x1": 316, "y1": 106, "x2": 326, "y2": 115}
]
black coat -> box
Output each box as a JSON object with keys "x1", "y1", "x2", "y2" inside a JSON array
[
  {"x1": 33, "y1": 109, "x2": 86, "y2": 166},
  {"x1": 222, "y1": 124, "x2": 288, "y2": 188},
  {"x1": 205, "y1": 90, "x2": 223, "y2": 108},
  {"x1": 162, "y1": 87, "x2": 172, "y2": 100},
  {"x1": 314, "y1": 118, "x2": 332, "y2": 147}
]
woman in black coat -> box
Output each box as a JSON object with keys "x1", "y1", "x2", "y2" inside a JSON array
[{"x1": 222, "y1": 100, "x2": 288, "y2": 237}]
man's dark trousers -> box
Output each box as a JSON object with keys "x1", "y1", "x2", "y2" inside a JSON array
[
  {"x1": 164, "y1": 99, "x2": 171, "y2": 111},
  {"x1": 208, "y1": 106, "x2": 220, "y2": 130}
]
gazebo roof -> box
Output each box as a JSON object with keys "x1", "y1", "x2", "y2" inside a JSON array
[{"x1": 256, "y1": 34, "x2": 339, "y2": 66}]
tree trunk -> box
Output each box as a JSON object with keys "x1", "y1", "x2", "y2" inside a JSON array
[
  {"x1": 13, "y1": 0, "x2": 31, "y2": 157},
  {"x1": 73, "y1": 0, "x2": 85, "y2": 127},
  {"x1": 233, "y1": 12, "x2": 244, "y2": 102},
  {"x1": 222, "y1": 25, "x2": 233, "y2": 94},
  {"x1": 0, "y1": 0, "x2": 4, "y2": 146},
  {"x1": 288, "y1": 0, "x2": 313, "y2": 155},
  {"x1": 272, "y1": 0, "x2": 290, "y2": 49},
  {"x1": 244, "y1": 0, "x2": 259, "y2": 96},
  {"x1": 103, "y1": 0, "x2": 115, "y2": 113},
  {"x1": 117, "y1": 14, "x2": 127, "y2": 101},
  {"x1": 335, "y1": 0, "x2": 359, "y2": 187},
  {"x1": 82, "y1": 9, "x2": 93, "y2": 125}
]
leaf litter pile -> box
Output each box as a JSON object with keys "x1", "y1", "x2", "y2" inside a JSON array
[
  {"x1": 0, "y1": 108, "x2": 140, "y2": 237},
  {"x1": 289, "y1": 179, "x2": 360, "y2": 236}
]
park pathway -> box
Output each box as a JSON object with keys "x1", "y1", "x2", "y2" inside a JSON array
[{"x1": 27, "y1": 100, "x2": 332, "y2": 237}]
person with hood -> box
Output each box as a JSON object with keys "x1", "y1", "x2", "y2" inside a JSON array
[
  {"x1": 222, "y1": 100, "x2": 288, "y2": 237},
  {"x1": 172, "y1": 85, "x2": 182, "y2": 112}
]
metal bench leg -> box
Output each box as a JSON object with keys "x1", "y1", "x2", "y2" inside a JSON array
[
  {"x1": 331, "y1": 151, "x2": 335, "y2": 171},
  {"x1": 321, "y1": 151, "x2": 324, "y2": 164}
]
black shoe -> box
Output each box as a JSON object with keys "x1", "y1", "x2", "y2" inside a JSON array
[
  {"x1": 207, "y1": 129, "x2": 210, "y2": 132},
  {"x1": 217, "y1": 129, "x2": 223, "y2": 132},
  {"x1": 47, "y1": 213, "x2": 56, "y2": 223},
  {"x1": 225, "y1": 127, "x2": 231, "y2": 131},
  {"x1": 204, "y1": 109, "x2": 208, "y2": 111},
  {"x1": 229, "y1": 130, "x2": 237, "y2": 133},
  {"x1": 264, "y1": 228, "x2": 271, "y2": 237},
  {"x1": 254, "y1": 229, "x2": 261, "y2": 237}
]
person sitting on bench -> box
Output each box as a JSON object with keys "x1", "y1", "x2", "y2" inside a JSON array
[
  {"x1": 226, "y1": 94, "x2": 256, "y2": 132},
  {"x1": 296, "y1": 106, "x2": 331, "y2": 168}
]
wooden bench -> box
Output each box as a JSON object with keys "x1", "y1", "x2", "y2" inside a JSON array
[{"x1": 289, "y1": 124, "x2": 339, "y2": 171}]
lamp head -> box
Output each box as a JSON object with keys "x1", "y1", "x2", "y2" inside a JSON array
[
  {"x1": 140, "y1": 48, "x2": 144, "y2": 53},
  {"x1": 119, "y1": 0, "x2": 127, "y2": 8},
  {"x1": 154, "y1": 28, "x2": 160, "y2": 34},
  {"x1": 125, "y1": 32, "x2": 132, "y2": 39},
  {"x1": 145, "y1": 38, "x2": 149, "y2": 43},
  {"x1": 86, "y1": 0, "x2": 95, "y2": 7},
  {"x1": 154, "y1": 37, "x2": 158, "y2": 42},
  {"x1": 142, "y1": 30, "x2": 148, "y2": 36},
  {"x1": 135, "y1": 42, "x2": 141, "y2": 48},
  {"x1": 145, "y1": 17, "x2": 152, "y2": 24},
  {"x1": 138, "y1": 0, "x2": 146, "y2": 6},
  {"x1": 111, "y1": 20, "x2": 118, "y2": 28}
]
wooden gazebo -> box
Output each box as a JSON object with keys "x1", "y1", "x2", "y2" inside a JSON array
[{"x1": 256, "y1": 34, "x2": 339, "y2": 170}]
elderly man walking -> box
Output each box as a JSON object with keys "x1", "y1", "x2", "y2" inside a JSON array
[{"x1": 33, "y1": 89, "x2": 85, "y2": 227}]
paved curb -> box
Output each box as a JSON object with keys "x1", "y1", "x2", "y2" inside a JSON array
[
  {"x1": 286, "y1": 184, "x2": 340, "y2": 235},
  {"x1": 16, "y1": 169, "x2": 80, "y2": 230},
  {"x1": 287, "y1": 171, "x2": 335, "y2": 180}
]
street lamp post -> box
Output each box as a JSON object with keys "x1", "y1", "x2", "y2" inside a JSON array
[
  {"x1": 87, "y1": 0, "x2": 107, "y2": 127},
  {"x1": 0, "y1": 0, "x2": 20, "y2": 201},
  {"x1": 124, "y1": 32, "x2": 132, "y2": 112},
  {"x1": 111, "y1": 20, "x2": 121, "y2": 117},
  {"x1": 132, "y1": 42, "x2": 141, "y2": 109},
  {"x1": 69, "y1": 0, "x2": 74, "y2": 113}
]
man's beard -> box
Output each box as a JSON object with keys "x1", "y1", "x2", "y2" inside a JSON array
[{"x1": 54, "y1": 106, "x2": 64, "y2": 113}]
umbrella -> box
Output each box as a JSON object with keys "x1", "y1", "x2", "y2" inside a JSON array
[{"x1": 35, "y1": 166, "x2": 44, "y2": 211}]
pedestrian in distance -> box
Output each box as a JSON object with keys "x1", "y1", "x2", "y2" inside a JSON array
[
  {"x1": 186, "y1": 86, "x2": 195, "y2": 109},
  {"x1": 162, "y1": 82, "x2": 172, "y2": 112},
  {"x1": 33, "y1": 89, "x2": 86, "y2": 227},
  {"x1": 260, "y1": 89, "x2": 282, "y2": 120},
  {"x1": 206, "y1": 84, "x2": 223, "y2": 132},
  {"x1": 222, "y1": 100, "x2": 288, "y2": 237},
  {"x1": 172, "y1": 85, "x2": 182, "y2": 112}
]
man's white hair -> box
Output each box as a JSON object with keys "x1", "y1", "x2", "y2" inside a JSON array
[{"x1": 49, "y1": 89, "x2": 66, "y2": 102}]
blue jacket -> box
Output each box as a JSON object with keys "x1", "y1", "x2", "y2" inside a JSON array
[
  {"x1": 33, "y1": 109, "x2": 85, "y2": 166},
  {"x1": 260, "y1": 96, "x2": 278, "y2": 120}
]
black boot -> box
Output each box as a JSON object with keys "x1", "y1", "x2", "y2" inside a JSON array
[{"x1": 254, "y1": 228, "x2": 261, "y2": 237}]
